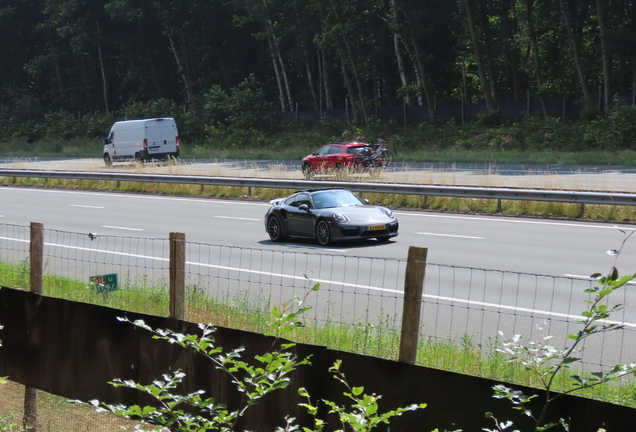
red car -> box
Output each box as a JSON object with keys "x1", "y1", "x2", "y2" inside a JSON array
[{"x1": 301, "y1": 142, "x2": 372, "y2": 178}]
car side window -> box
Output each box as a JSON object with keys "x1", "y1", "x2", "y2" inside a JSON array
[
  {"x1": 329, "y1": 145, "x2": 342, "y2": 154},
  {"x1": 285, "y1": 194, "x2": 312, "y2": 208},
  {"x1": 316, "y1": 146, "x2": 332, "y2": 156}
]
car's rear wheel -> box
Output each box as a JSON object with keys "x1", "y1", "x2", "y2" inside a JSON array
[
  {"x1": 267, "y1": 215, "x2": 287, "y2": 242},
  {"x1": 315, "y1": 219, "x2": 331, "y2": 246}
]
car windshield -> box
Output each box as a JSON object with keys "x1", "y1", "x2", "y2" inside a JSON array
[{"x1": 312, "y1": 190, "x2": 365, "y2": 209}]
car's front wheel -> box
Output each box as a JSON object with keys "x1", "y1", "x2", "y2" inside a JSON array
[
  {"x1": 315, "y1": 219, "x2": 331, "y2": 246},
  {"x1": 267, "y1": 215, "x2": 287, "y2": 242},
  {"x1": 104, "y1": 153, "x2": 113, "y2": 167}
]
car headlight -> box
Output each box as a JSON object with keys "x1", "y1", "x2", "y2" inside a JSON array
[
  {"x1": 378, "y1": 206, "x2": 395, "y2": 219},
  {"x1": 332, "y1": 213, "x2": 348, "y2": 223}
]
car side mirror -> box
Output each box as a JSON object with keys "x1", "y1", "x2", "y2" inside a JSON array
[
  {"x1": 299, "y1": 204, "x2": 310, "y2": 212},
  {"x1": 364, "y1": 199, "x2": 370, "y2": 204}
]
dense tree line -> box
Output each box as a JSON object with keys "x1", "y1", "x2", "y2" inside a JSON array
[{"x1": 1, "y1": 0, "x2": 636, "y2": 141}]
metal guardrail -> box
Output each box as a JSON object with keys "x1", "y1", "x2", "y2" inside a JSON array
[{"x1": 1, "y1": 169, "x2": 636, "y2": 206}]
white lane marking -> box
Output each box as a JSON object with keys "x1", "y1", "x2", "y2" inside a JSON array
[
  {"x1": 101, "y1": 225, "x2": 144, "y2": 232},
  {"x1": 70, "y1": 205, "x2": 105, "y2": 209},
  {"x1": 2, "y1": 235, "x2": 634, "y2": 329},
  {"x1": 285, "y1": 244, "x2": 347, "y2": 253},
  {"x1": 394, "y1": 211, "x2": 636, "y2": 231},
  {"x1": 417, "y1": 232, "x2": 484, "y2": 239},
  {"x1": 214, "y1": 216, "x2": 260, "y2": 221}
]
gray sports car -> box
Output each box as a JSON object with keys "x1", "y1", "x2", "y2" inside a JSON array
[{"x1": 264, "y1": 188, "x2": 398, "y2": 245}]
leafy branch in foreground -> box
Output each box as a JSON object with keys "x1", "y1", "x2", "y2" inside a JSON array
[
  {"x1": 488, "y1": 230, "x2": 636, "y2": 432},
  {"x1": 290, "y1": 359, "x2": 426, "y2": 432},
  {"x1": 74, "y1": 282, "x2": 320, "y2": 431}
]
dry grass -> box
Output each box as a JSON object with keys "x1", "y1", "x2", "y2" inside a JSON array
[{"x1": 0, "y1": 380, "x2": 146, "y2": 431}]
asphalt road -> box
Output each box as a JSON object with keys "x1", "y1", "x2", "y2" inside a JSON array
[{"x1": 1, "y1": 186, "x2": 635, "y2": 368}]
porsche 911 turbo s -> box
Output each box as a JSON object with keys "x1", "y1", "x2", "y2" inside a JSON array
[{"x1": 264, "y1": 188, "x2": 398, "y2": 245}]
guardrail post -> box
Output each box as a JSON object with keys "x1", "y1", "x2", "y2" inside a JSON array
[
  {"x1": 25, "y1": 222, "x2": 43, "y2": 431},
  {"x1": 399, "y1": 246, "x2": 428, "y2": 364},
  {"x1": 169, "y1": 232, "x2": 186, "y2": 320}
]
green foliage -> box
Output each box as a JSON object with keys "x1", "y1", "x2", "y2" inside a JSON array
[
  {"x1": 202, "y1": 76, "x2": 277, "y2": 134},
  {"x1": 0, "y1": 413, "x2": 25, "y2": 432},
  {"x1": 120, "y1": 99, "x2": 179, "y2": 122},
  {"x1": 294, "y1": 359, "x2": 426, "y2": 432},
  {"x1": 490, "y1": 230, "x2": 636, "y2": 431},
  {"x1": 78, "y1": 282, "x2": 425, "y2": 431},
  {"x1": 477, "y1": 109, "x2": 504, "y2": 127},
  {"x1": 77, "y1": 285, "x2": 318, "y2": 431}
]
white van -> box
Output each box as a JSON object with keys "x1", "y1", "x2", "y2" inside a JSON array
[{"x1": 103, "y1": 117, "x2": 179, "y2": 166}]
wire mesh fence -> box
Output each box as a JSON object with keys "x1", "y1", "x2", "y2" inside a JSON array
[{"x1": 1, "y1": 222, "x2": 635, "y2": 373}]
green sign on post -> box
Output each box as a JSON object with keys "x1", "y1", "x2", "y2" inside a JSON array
[{"x1": 90, "y1": 273, "x2": 118, "y2": 293}]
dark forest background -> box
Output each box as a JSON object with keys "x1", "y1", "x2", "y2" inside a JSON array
[{"x1": 2, "y1": 0, "x2": 636, "y2": 155}]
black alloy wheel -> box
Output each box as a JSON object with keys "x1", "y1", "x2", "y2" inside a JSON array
[
  {"x1": 315, "y1": 219, "x2": 331, "y2": 246},
  {"x1": 268, "y1": 215, "x2": 286, "y2": 242}
]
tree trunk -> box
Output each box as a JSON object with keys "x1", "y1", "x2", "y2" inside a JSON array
[
  {"x1": 262, "y1": 0, "x2": 293, "y2": 111},
  {"x1": 559, "y1": 0, "x2": 590, "y2": 100},
  {"x1": 265, "y1": 30, "x2": 286, "y2": 111},
  {"x1": 298, "y1": 35, "x2": 318, "y2": 110},
  {"x1": 464, "y1": 0, "x2": 496, "y2": 113},
  {"x1": 338, "y1": 49, "x2": 358, "y2": 122},
  {"x1": 320, "y1": 48, "x2": 333, "y2": 109},
  {"x1": 477, "y1": 0, "x2": 498, "y2": 104},
  {"x1": 501, "y1": 0, "x2": 521, "y2": 102},
  {"x1": 398, "y1": 0, "x2": 435, "y2": 119},
  {"x1": 391, "y1": 1, "x2": 410, "y2": 106},
  {"x1": 46, "y1": 37, "x2": 65, "y2": 100},
  {"x1": 168, "y1": 33, "x2": 193, "y2": 105},
  {"x1": 329, "y1": 0, "x2": 368, "y2": 123},
  {"x1": 96, "y1": 23, "x2": 109, "y2": 114},
  {"x1": 180, "y1": 31, "x2": 197, "y2": 109},
  {"x1": 302, "y1": 42, "x2": 318, "y2": 111},
  {"x1": 524, "y1": 0, "x2": 549, "y2": 117},
  {"x1": 596, "y1": 0, "x2": 611, "y2": 117}
]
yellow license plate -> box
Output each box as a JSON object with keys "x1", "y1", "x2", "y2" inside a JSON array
[{"x1": 368, "y1": 225, "x2": 386, "y2": 231}]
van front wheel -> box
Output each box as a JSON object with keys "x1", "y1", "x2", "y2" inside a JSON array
[{"x1": 104, "y1": 154, "x2": 113, "y2": 167}]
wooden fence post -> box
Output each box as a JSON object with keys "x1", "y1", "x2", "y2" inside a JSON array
[
  {"x1": 399, "y1": 246, "x2": 428, "y2": 364},
  {"x1": 169, "y1": 232, "x2": 186, "y2": 320},
  {"x1": 25, "y1": 222, "x2": 43, "y2": 432}
]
